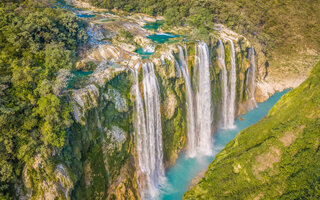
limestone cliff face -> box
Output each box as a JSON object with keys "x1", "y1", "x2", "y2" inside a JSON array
[
  {"x1": 249, "y1": 35, "x2": 319, "y2": 103},
  {"x1": 70, "y1": 68, "x2": 139, "y2": 200},
  {"x1": 19, "y1": 152, "x2": 75, "y2": 200},
  {"x1": 17, "y1": 2, "x2": 309, "y2": 199},
  {"x1": 67, "y1": 42, "x2": 255, "y2": 200},
  {"x1": 19, "y1": 33, "x2": 259, "y2": 200},
  {"x1": 68, "y1": 54, "x2": 187, "y2": 199}
]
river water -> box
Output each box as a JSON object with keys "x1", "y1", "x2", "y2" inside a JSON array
[{"x1": 158, "y1": 90, "x2": 288, "y2": 200}]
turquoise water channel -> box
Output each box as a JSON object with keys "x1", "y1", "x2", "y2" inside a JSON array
[
  {"x1": 67, "y1": 71, "x2": 93, "y2": 89},
  {"x1": 76, "y1": 13, "x2": 96, "y2": 18},
  {"x1": 158, "y1": 90, "x2": 289, "y2": 200},
  {"x1": 135, "y1": 33, "x2": 180, "y2": 59},
  {"x1": 147, "y1": 33, "x2": 180, "y2": 44},
  {"x1": 143, "y1": 21, "x2": 180, "y2": 44},
  {"x1": 135, "y1": 48, "x2": 154, "y2": 59}
]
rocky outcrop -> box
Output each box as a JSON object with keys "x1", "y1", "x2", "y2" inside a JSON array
[
  {"x1": 72, "y1": 65, "x2": 127, "y2": 125},
  {"x1": 21, "y1": 154, "x2": 73, "y2": 200},
  {"x1": 70, "y1": 70, "x2": 138, "y2": 200},
  {"x1": 104, "y1": 89, "x2": 128, "y2": 113}
]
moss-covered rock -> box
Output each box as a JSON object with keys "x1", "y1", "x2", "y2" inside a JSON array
[{"x1": 65, "y1": 69, "x2": 140, "y2": 200}]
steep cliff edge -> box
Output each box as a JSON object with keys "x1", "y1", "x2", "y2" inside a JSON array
[{"x1": 184, "y1": 61, "x2": 320, "y2": 199}]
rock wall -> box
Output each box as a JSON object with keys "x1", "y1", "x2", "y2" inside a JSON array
[
  {"x1": 16, "y1": 4, "x2": 271, "y2": 198},
  {"x1": 67, "y1": 36, "x2": 258, "y2": 199},
  {"x1": 70, "y1": 69, "x2": 140, "y2": 200},
  {"x1": 18, "y1": 40, "x2": 259, "y2": 200}
]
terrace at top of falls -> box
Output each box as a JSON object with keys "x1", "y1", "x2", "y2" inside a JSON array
[
  {"x1": 60, "y1": 0, "x2": 265, "y2": 122},
  {"x1": 69, "y1": 0, "x2": 251, "y2": 70},
  {"x1": 59, "y1": 0, "x2": 309, "y2": 113},
  {"x1": 58, "y1": 0, "x2": 250, "y2": 67}
]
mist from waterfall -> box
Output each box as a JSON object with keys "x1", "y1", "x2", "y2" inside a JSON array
[
  {"x1": 177, "y1": 45, "x2": 197, "y2": 157},
  {"x1": 134, "y1": 62, "x2": 165, "y2": 199},
  {"x1": 247, "y1": 46, "x2": 257, "y2": 109},
  {"x1": 195, "y1": 42, "x2": 213, "y2": 155}
]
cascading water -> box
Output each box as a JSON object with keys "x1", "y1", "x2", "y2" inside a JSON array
[
  {"x1": 218, "y1": 39, "x2": 237, "y2": 129},
  {"x1": 133, "y1": 65, "x2": 148, "y2": 196},
  {"x1": 133, "y1": 41, "x2": 257, "y2": 199},
  {"x1": 218, "y1": 39, "x2": 229, "y2": 129},
  {"x1": 195, "y1": 42, "x2": 212, "y2": 155},
  {"x1": 177, "y1": 45, "x2": 197, "y2": 157},
  {"x1": 225, "y1": 38, "x2": 236, "y2": 128},
  {"x1": 247, "y1": 46, "x2": 257, "y2": 109},
  {"x1": 134, "y1": 62, "x2": 165, "y2": 199}
]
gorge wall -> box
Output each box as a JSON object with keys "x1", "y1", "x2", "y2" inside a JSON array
[
  {"x1": 54, "y1": 34, "x2": 257, "y2": 199},
  {"x1": 184, "y1": 60, "x2": 320, "y2": 200},
  {"x1": 16, "y1": 3, "x2": 302, "y2": 199}
]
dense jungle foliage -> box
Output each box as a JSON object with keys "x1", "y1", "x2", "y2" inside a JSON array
[
  {"x1": 0, "y1": 0, "x2": 86, "y2": 198},
  {"x1": 89, "y1": 0, "x2": 320, "y2": 57},
  {"x1": 184, "y1": 61, "x2": 320, "y2": 199}
]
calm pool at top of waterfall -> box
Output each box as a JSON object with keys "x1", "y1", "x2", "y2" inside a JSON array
[
  {"x1": 157, "y1": 90, "x2": 289, "y2": 200},
  {"x1": 147, "y1": 33, "x2": 180, "y2": 44}
]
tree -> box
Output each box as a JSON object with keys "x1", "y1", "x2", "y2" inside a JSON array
[{"x1": 164, "y1": 7, "x2": 182, "y2": 27}]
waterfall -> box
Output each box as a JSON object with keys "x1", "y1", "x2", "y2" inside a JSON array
[
  {"x1": 134, "y1": 62, "x2": 164, "y2": 199},
  {"x1": 247, "y1": 46, "x2": 257, "y2": 109},
  {"x1": 177, "y1": 45, "x2": 197, "y2": 157},
  {"x1": 142, "y1": 62, "x2": 164, "y2": 195},
  {"x1": 195, "y1": 42, "x2": 213, "y2": 155},
  {"x1": 133, "y1": 66, "x2": 148, "y2": 192},
  {"x1": 218, "y1": 39, "x2": 238, "y2": 129},
  {"x1": 218, "y1": 39, "x2": 228, "y2": 129},
  {"x1": 225, "y1": 38, "x2": 236, "y2": 128}
]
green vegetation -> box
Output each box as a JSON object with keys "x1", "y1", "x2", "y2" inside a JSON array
[
  {"x1": 70, "y1": 72, "x2": 136, "y2": 199},
  {"x1": 113, "y1": 28, "x2": 134, "y2": 44},
  {"x1": 0, "y1": 0, "x2": 86, "y2": 198},
  {"x1": 1, "y1": 0, "x2": 319, "y2": 199},
  {"x1": 184, "y1": 60, "x2": 320, "y2": 199},
  {"x1": 89, "y1": 0, "x2": 320, "y2": 58}
]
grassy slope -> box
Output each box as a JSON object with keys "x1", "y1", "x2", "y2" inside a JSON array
[
  {"x1": 184, "y1": 61, "x2": 320, "y2": 200},
  {"x1": 205, "y1": 0, "x2": 320, "y2": 54}
]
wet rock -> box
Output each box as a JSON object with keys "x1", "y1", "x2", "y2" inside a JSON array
[
  {"x1": 163, "y1": 89, "x2": 177, "y2": 119},
  {"x1": 104, "y1": 88, "x2": 128, "y2": 112},
  {"x1": 105, "y1": 126, "x2": 126, "y2": 151}
]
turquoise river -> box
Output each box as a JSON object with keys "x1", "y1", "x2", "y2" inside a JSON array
[{"x1": 158, "y1": 90, "x2": 289, "y2": 200}]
